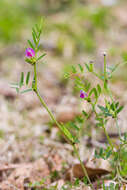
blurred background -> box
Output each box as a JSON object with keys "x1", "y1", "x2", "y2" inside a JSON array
[{"x1": 0, "y1": 0, "x2": 127, "y2": 167}]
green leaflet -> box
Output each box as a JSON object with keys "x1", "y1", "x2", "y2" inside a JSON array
[
  {"x1": 20, "y1": 88, "x2": 32, "y2": 94},
  {"x1": 26, "y1": 72, "x2": 30, "y2": 85},
  {"x1": 59, "y1": 124, "x2": 77, "y2": 143},
  {"x1": 19, "y1": 72, "x2": 24, "y2": 88},
  {"x1": 27, "y1": 40, "x2": 35, "y2": 50}
]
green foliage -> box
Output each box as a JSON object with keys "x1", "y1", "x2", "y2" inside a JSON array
[
  {"x1": 102, "y1": 182, "x2": 119, "y2": 190},
  {"x1": 20, "y1": 72, "x2": 24, "y2": 88},
  {"x1": 65, "y1": 115, "x2": 85, "y2": 140},
  {"x1": 119, "y1": 145, "x2": 127, "y2": 177},
  {"x1": 50, "y1": 170, "x2": 59, "y2": 181},
  {"x1": 28, "y1": 18, "x2": 44, "y2": 53},
  {"x1": 95, "y1": 147, "x2": 112, "y2": 160},
  {"x1": 60, "y1": 123, "x2": 79, "y2": 143},
  {"x1": 97, "y1": 101, "x2": 124, "y2": 118},
  {"x1": 83, "y1": 176, "x2": 88, "y2": 185},
  {"x1": 26, "y1": 72, "x2": 31, "y2": 85},
  {"x1": 37, "y1": 53, "x2": 46, "y2": 62},
  {"x1": 65, "y1": 50, "x2": 126, "y2": 185},
  {"x1": 28, "y1": 178, "x2": 46, "y2": 188},
  {"x1": 10, "y1": 72, "x2": 32, "y2": 94}
]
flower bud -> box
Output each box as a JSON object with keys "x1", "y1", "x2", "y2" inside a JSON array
[
  {"x1": 103, "y1": 51, "x2": 107, "y2": 57},
  {"x1": 25, "y1": 48, "x2": 36, "y2": 65},
  {"x1": 89, "y1": 61, "x2": 94, "y2": 72},
  {"x1": 25, "y1": 48, "x2": 35, "y2": 58}
]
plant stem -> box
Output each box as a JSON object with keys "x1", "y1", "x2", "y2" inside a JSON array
[
  {"x1": 35, "y1": 89, "x2": 95, "y2": 189},
  {"x1": 33, "y1": 63, "x2": 61, "y2": 131},
  {"x1": 103, "y1": 54, "x2": 108, "y2": 91},
  {"x1": 34, "y1": 63, "x2": 37, "y2": 90},
  {"x1": 90, "y1": 101, "x2": 114, "y2": 152},
  {"x1": 115, "y1": 118, "x2": 121, "y2": 140},
  {"x1": 104, "y1": 55, "x2": 106, "y2": 82},
  {"x1": 92, "y1": 71, "x2": 103, "y2": 81},
  {"x1": 103, "y1": 56, "x2": 115, "y2": 152},
  {"x1": 35, "y1": 90, "x2": 60, "y2": 128},
  {"x1": 34, "y1": 89, "x2": 72, "y2": 144},
  {"x1": 73, "y1": 144, "x2": 95, "y2": 190},
  {"x1": 102, "y1": 124, "x2": 114, "y2": 152},
  {"x1": 33, "y1": 62, "x2": 95, "y2": 190}
]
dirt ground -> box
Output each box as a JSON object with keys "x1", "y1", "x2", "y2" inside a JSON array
[{"x1": 1, "y1": 0, "x2": 127, "y2": 189}]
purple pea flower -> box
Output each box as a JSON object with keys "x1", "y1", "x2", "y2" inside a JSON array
[
  {"x1": 80, "y1": 90, "x2": 88, "y2": 99},
  {"x1": 25, "y1": 48, "x2": 35, "y2": 58}
]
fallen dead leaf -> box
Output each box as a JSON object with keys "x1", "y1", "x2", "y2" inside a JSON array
[{"x1": 66, "y1": 158, "x2": 111, "y2": 181}]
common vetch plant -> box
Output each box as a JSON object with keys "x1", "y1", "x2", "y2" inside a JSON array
[
  {"x1": 65, "y1": 53, "x2": 127, "y2": 186},
  {"x1": 11, "y1": 19, "x2": 95, "y2": 190},
  {"x1": 12, "y1": 19, "x2": 127, "y2": 189}
]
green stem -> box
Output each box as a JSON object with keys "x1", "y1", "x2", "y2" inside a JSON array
[
  {"x1": 35, "y1": 89, "x2": 95, "y2": 188},
  {"x1": 108, "y1": 88, "x2": 113, "y2": 100},
  {"x1": 34, "y1": 63, "x2": 37, "y2": 90},
  {"x1": 115, "y1": 118, "x2": 121, "y2": 140},
  {"x1": 33, "y1": 63, "x2": 62, "y2": 132},
  {"x1": 33, "y1": 62, "x2": 95, "y2": 189},
  {"x1": 34, "y1": 89, "x2": 71, "y2": 145},
  {"x1": 102, "y1": 124, "x2": 114, "y2": 152},
  {"x1": 89, "y1": 100, "x2": 115, "y2": 153},
  {"x1": 92, "y1": 71, "x2": 103, "y2": 81},
  {"x1": 116, "y1": 143, "x2": 127, "y2": 183},
  {"x1": 35, "y1": 90, "x2": 60, "y2": 128},
  {"x1": 107, "y1": 88, "x2": 121, "y2": 142},
  {"x1": 103, "y1": 54, "x2": 108, "y2": 91},
  {"x1": 73, "y1": 144, "x2": 95, "y2": 190},
  {"x1": 78, "y1": 110, "x2": 92, "y2": 138},
  {"x1": 104, "y1": 55, "x2": 106, "y2": 82},
  {"x1": 90, "y1": 101, "x2": 114, "y2": 152}
]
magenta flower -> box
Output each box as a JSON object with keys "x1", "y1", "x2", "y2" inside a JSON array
[
  {"x1": 25, "y1": 48, "x2": 35, "y2": 58},
  {"x1": 80, "y1": 90, "x2": 88, "y2": 99}
]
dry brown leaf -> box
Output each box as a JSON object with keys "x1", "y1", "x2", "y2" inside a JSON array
[{"x1": 66, "y1": 158, "x2": 111, "y2": 181}]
